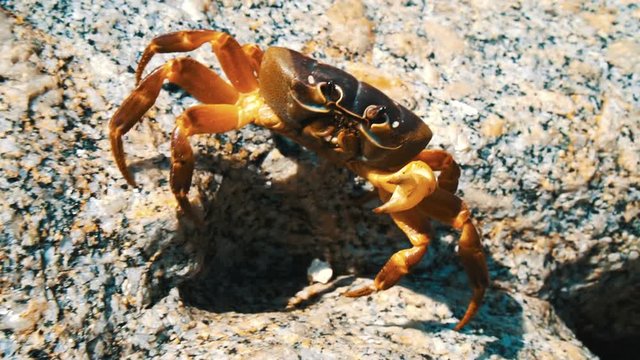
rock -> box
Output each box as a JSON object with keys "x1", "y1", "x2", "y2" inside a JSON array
[{"x1": 1, "y1": 1, "x2": 638, "y2": 359}]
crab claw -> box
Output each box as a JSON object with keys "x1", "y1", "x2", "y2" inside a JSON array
[{"x1": 373, "y1": 161, "x2": 437, "y2": 213}]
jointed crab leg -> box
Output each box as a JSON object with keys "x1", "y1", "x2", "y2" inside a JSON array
[
  {"x1": 454, "y1": 220, "x2": 487, "y2": 330},
  {"x1": 344, "y1": 197, "x2": 431, "y2": 297},
  {"x1": 417, "y1": 188, "x2": 489, "y2": 331},
  {"x1": 344, "y1": 161, "x2": 436, "y2": 294},
  {"x1": 112, "y1": 29, "x2": 263, "y2": 191},
  {"x1": 170, "y1": 104, "x2": 251, "y2": 216},
  {"x1": 241, "y1": 44, "x2": 264, "y2": 74},
  {"x1": 414, "y1": 149, "x2": 461, "y2": 194},
  {"x1": 110, "y1": 57, "x2": 239, "y2": 186},
  {"x1": 136, "y1": 30, "x2": 260, "y2": 92},
  {"x1": 347, "y1": 162, "x2": 488, "y2": 330}
]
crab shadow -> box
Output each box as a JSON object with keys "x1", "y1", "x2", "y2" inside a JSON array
[
  {"x1": 175, "y1": 139, "x2": 376, "y2": 314},
  {"x1": 398, "y1": 248, "x2": 524, "y2": 359},
  {"x1": 142, "y1": 137, "x2": 524, "y2": 356}
]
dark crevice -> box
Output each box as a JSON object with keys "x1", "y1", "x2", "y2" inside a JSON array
[{"x1": 541, "y1": 253, "x2": 640, "y2": 360}]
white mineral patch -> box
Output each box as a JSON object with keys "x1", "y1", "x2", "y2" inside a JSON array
[
  {"x1": 606, "y1": 39, "x2": 640, "y2": 74},
  {"x1": 0, "y1": 299, "x2": 46, "y2": 334},
  {"x1": 0, "y1": 138, "x2": 21, "y2": 158},
  {"x1": 181, "y1": 0, "x2": 210, "y2": 21},
  {"x1": 307, "y1": 258, "x2": 333, "y2": 284}
]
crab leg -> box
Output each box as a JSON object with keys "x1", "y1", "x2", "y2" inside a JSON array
[
  {"x1": 110, "y1": 57, "x2": 238, "y2": 186},
  {"x1": 344, "y1": 194, "x2": 431, "y2": 297},
  {"x1": 170, "y1": 104, "x2": 253, "y2": 217},
  {"x1": 242, "y1": 44, "x2": 264, "y2": 74},
  {"x1": 347, "y1": 160, "x2": 488, "y2": 330},
  {"x1": 344, "y1": 161, "x2": 436, "y2": 296},
  {"x1": 136, "y1": 30, "x2": 260, "y2": 92},
  {"x1": 414, "y1": 149, "x2": 461, "y2": 193},
  {"x1": 417, "y1": 188, "x2": 489, "y2": 331}
]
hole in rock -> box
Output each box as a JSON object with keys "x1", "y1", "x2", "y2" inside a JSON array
[
  {"x1": 545, "y1": 257, "x2": 640, "y2": 360},
  {"x1": 175, "y1": 156, "x2": 398, "y2": 313}
]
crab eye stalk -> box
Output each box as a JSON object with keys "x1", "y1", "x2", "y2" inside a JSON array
[
  {"x1": 320, "y1": 81, "x2": 342, "y2": 103},
  {"x1": 364, "y1": 105, "x2": 389, "y2": 125},
  {"x1": 288, "y1": 78, "x2": 331, "y2": 113}
]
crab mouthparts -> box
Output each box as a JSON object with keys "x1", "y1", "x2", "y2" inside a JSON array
[
  {"x1": 289, "y1": 82, "x2": 401, "y2": 151},
  {"x1": 356, "y1": 123, "x2": 401, "y2": 150}
]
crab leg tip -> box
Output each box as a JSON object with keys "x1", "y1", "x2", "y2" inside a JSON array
[
  {"x1": 123, "y1": 172, "x2": 137, "y2": 187},
  {"x1": 116, "y1": 160, "x2": 137, "y2": 187},
  {"x1": 110, "y1": 132, "x2": 137, "y2": 187},
  {"x1": 176, "y1": 196, "x2": 204, "y2": 225},
  {"x1": 342, "y1": 285, "x2": 376, "y2": 298},
  {"x1": 453, "y1": 287, "x2": 485, "y2": 331}
]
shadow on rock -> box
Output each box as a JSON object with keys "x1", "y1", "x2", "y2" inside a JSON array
[
  {"x1": 141, "y1": 137, "x2": 524, "y2": 357},
  {"x1": 174, "y1": 141, "x2": 400, "y2": 313},
  {"x1": 399, "y1": 243, "x2": 525, "y2": 359}
]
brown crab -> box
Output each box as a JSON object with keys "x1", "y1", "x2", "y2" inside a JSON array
[{"x1": 109, "y1": 30, "x2": 489, "y2": 330}]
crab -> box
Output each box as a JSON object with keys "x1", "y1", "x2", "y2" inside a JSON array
[{"x1": 109, "y1": 30, "x2": 489, "y2": 330}]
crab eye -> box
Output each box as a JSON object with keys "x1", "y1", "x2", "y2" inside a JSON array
[
  {"x1": 320, "y1": 81, "x2": 341, "y2": 103},
  {"x1": 364, "y1": 105, "x2": 389, "y2": 125}
]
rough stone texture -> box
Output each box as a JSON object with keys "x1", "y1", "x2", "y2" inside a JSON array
[{"x1": 1, "y1": 0, "x2": 638, "y2": 358}]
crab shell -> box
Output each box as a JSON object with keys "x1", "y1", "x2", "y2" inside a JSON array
[{"x1": 259, "y1": 47, "x2": 433, "y2": 169}]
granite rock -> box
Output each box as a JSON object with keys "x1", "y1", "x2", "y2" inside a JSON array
[{"x1": 1, "y1": 0, "x2": 639, "y2": 358}]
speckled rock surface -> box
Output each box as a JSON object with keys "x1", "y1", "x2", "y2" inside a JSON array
[{"x1": 1, "y1": 0, "x2": 638, "y2": 358}]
